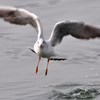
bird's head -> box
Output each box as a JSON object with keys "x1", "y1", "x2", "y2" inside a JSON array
[{"x1": 37, "y1": 39, "x2": 46, "y2": 48}]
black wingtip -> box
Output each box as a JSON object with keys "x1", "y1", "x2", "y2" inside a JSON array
[
  {"x1": 29, "y1": 47, "x2": 36, "y2": 54},
  {"x1": 49, "y1": 58, "x2": 67, "y2": 61}
]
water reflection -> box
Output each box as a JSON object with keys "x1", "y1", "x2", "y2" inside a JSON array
[
  {"x1": 49, "y1": 88, "x2": 100, "y2": 100},
  {"x1": 48, "y1": 82, "x2": 100, "y2": 100}
]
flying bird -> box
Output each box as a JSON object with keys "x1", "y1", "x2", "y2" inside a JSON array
[{"x1": 0, "y1": 5, "x2": 100, "y2": 75}]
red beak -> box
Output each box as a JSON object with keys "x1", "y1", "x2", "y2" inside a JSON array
[{"x1": 40, "y1": 44, "x2": 42, "y2": 47}]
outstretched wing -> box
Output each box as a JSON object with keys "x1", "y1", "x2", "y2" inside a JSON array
[
  {"x1": 49, "y1": 21, "x2": 100, "y2": 47},
  {"x1": 0, "y1": 5, "x2": 43, "y2": 34}
]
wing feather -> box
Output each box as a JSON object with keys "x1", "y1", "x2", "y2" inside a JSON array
[
  {"x1": 0, "y1": 5, "x2": 42, "y2": 34},
  {"x1": 49, "y1": 21, "x2": 100, "y2": 47}
]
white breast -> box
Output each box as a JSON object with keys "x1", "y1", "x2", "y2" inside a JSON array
[{"x1": 34, "y1": 42, "x2": 55, "y2": 58}]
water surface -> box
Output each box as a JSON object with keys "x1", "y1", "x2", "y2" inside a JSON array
[{"x1": 0, "y1": 0, "x2": 100, "y2": 100}]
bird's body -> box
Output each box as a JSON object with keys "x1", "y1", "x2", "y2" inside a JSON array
[
  {"x1": 0, "y1": 5, "x2": 100, "y2": 75},
  {"x1": 34, "y1": 40, "x2": 55, "y2": 58}
]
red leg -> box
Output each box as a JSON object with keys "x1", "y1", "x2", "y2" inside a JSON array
[
  {"x1": 45, "y1": 59, "x2": 49, "y2": 76},
  {"x1": 36, "y1": 57, "x2": 41, "y2": 73}
]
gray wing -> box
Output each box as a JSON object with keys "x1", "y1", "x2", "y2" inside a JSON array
[
  {"x1": 49, "y1": 21, "x2": 100, "y2": 47},
  {"x1": 0, "y1": 5, "x2": 42, "y2": 34}
]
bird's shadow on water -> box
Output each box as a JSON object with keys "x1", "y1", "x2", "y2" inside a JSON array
[{"x1": 47, "y1": 82, "x2": 100, "y2": 100}]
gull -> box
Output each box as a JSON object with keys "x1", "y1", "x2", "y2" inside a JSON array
[{"x1": 0, "y1": 5, "x2": 100, "y2": 75}]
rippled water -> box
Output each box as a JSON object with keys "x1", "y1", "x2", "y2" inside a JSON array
[{"x1": 0, "y1": 0, "x2": 100, "y2": 100}]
